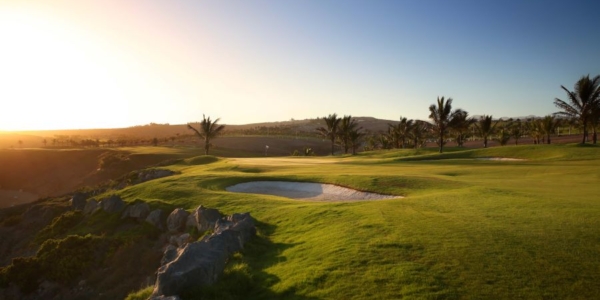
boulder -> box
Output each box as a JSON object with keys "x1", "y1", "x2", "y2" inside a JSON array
[
  {"x1": 168, "y1": 233, "x2": 191, "y2": 248},
  {"x1": 186, "y1": 205, "x2": 222, "y2": 232},
  {"x1": 227, "y1": 212, "x2": 251, "y2": 223},
  {"x1": 102, "y1": 195, "x2": 125, "y2": 213},
  {"x1": 122, "y1": 202, "x2": 150, "y2": 221},
  {"x1": 213, "y1": 218, "x2": 234, "y2": 234},
  {"x1": 161, "y1": 245, "x2": 179, "y2": 266},
  {"x1": 83, "y1": 199, "x2": 100, "y2": 215},
  {"x1": 152, "y1": 213, "x2": 255, "y2": 297},
  {"x1": 70, "y1": 193, "x2": 87, "y2": 211},
  {"x1": 146, "y1": 209, "x2": 166, "y2": 230},
  {"x1": 176, "y1": 233, "x2": 191, "y2": 247},
  {"x1": 167, "y1": 208, "x2": 190, "y2": 233}
]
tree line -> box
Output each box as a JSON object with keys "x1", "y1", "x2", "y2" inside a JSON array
[{"x1": 316, "y1": 74, "x2": 600, "y2": 155}]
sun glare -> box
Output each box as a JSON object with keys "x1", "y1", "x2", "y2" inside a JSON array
[{"x1": 0, "y1": 5, "x2": 130, "y2": 131}]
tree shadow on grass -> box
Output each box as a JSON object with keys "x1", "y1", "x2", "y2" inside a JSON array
[{"x1": 181, "y1": 219, "x2": 320, "y2": 300}]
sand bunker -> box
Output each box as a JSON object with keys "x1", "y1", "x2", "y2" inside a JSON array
[{"x1": 226, "y1": 181, "x2": 401, "y2": 201}]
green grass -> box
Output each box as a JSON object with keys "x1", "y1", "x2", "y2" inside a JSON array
[{"x1": 112, "y1": 144, "x2": 599, "y2": 299}]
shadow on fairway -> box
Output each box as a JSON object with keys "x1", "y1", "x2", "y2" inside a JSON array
[{"x1": 181, "y1": 220, "x2": 320, "y2": 300}]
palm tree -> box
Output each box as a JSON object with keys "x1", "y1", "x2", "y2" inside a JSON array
[
  {"x1": 428, "y1": 96, "x2": 459, "y2": 153},
  {"x1": 187, "y1": 115, "x2": 225, "y2": 155},
  {"x1": 316, "y1": 113, "x2": 341, "y2": 155},
  {"x1": 554, "y1": 75, "x2": 600, "y2": 144},
  {"x1": 410, "y1": 120, "x2": 430, "y2": 149},
  {"x1": 337, "y1": 115, "x2": 360, "y2": 154},
  {"x1": 527, "y1": 119, "x2": 543, "y2": 144},
  {"x1": 449, "y1": 110, "x2": 475, "y2": 147},
  {"x1": 387, "y1": 123, "x2": 402, "y2": 149},
  {"x1": 348, "y1": 128, "x2": 365, "y2": 155},
  {"x1": 495, "y1": 127, "x2": 511, "y2": 146},
  {"x1": 475, "y1": 115, "x2": 497, "y2": 148},
  {"x1": 590, "y1": 104, "x2": 600, "y2": 144},
  {"x1": 387, "y1": 117, "x2": 412, "y2": 149},
  {"x1": 378, "y1": 133, "x2": 391, "y2": 150},
  {"x1": 540, "y1": 115, "x2": 558, "y2": 144},
  {"x1": 509, "y1": 119, "x2": 524, "y2": 145}
]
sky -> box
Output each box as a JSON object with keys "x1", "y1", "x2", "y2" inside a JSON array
[{"x1": 0, "y1": 0, "x2": 599, "y2": 131}]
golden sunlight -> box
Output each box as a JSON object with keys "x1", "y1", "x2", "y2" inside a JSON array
[{"x1": 0, "y1": 4, "x2": 129, "y2": 130}]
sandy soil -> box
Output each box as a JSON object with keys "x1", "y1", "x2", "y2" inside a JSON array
[{"x1": 226, "y1": 181, "x2": 401, "y2": 202}]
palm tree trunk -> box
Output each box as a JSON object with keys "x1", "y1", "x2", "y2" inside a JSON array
[
  {"x1": 204, "y1": 138, "x2": 209, "y2": 155},
  {"x1": 331, "y1": 137, "x2": 335, "y2": 156},
  {"x1": 483, "y1": 137, "x2": 488, "y2": 148},
  {"x1": 438, "y1": 131, "x2": 444, "y2": 153},
  {"x1": 582, "y1": 119, "x2": 587, "y2": 144}
]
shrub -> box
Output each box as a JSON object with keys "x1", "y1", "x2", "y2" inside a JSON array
[
  {"x1": 36, "y1": 211, "x2": 84, "y2": 242},
  {"x1": 37, "y1": 234, "x2": 109, "y2": 284},
  {"x1": 125, "y1": 286, "x2": 154, "y2": 300},
  {"x1": 0, "y1": 257, "x2": 41, "y2": 293},
  {"x1": 1, "y1": 234, "x2": 114, "y2": 292}
]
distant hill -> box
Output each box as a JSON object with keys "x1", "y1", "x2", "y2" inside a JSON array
[{"x1": 0, "y1": 117, "x2": 403, "y2": 149}]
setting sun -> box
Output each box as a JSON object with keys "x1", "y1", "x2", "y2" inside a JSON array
[{"x1": 0, "y1": 4, "x2": 134, "y2": 130}]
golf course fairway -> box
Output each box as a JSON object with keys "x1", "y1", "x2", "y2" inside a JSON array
[{"x1": 120, "y1": 144, "x2": 600, "y2": 299}]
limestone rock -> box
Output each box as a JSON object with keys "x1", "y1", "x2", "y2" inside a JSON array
[
  {"x1": 146, "y1": 209, "x2": 166, "y2": 230},
  {"x1": 70, "y1": 193, "x2": 87, "y2": 211},
  {"x1": 83, "y1": 199, "x2": 100, "y2": 215},
  {"x1": 161, "y1": 245, "x2": 179, "y2": 266},
  {"x1": 122, "y1": 202, "x2": 150, "y2": 221},
  {"x1": 167, "y1": 208, "x2": 190, "y2": 233},
  {"x1": 152, "y1": 213, "x2": 255, "y2": 297},
  {"x1": 186, "y1": 205, "x2": 222, "y2": 232},
  {"x1": 101, "y1": 195, "x2": 125, "y2": 213}
]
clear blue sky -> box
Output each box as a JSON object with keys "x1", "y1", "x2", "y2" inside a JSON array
[{"x1": 1, "y1": 0, "x2": 599, "y2": 130}]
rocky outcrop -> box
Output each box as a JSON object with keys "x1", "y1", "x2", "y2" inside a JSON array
[
  {"x1": 152, "y1": 212, "x2": 256, "y2": 298},
  {"x1": 121, "y1": 202, "x2": 151, "y2": 221},
  {"x1": 186, "y1": 205, "x2": 222, "y2": 232},
  {"x1": 169, "y1": 233, "x2": 192, "y2": 248},
  {"x1": 166, "y1": 208, "x2": 190, "y2": 233},
  {"x1": 146, "y1": 209, "x2": 166, "y2": 230},
  {"x1": 101, "y1": 195, "x2": 125, "y2": 213},
  {"x1": 70, "y1": 193, "x2": 87, "y2": 211},
  {"x1": 83, "y1": 199, "x2": 99, "y2": 215}
]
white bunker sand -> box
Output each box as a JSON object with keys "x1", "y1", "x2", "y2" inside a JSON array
[{"x1": 226, "y1": 181, "x2": 401, "y2": 202}]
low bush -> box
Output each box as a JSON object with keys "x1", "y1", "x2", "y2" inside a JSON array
[
  {"x1": 1, "y1": 234, "x2": 115, "y2": 293},
  {"x1": 36, "y1": 210, "x2": 84, "y2": 242}
]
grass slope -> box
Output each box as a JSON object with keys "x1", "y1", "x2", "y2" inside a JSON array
[{"x1": 111, "y1": 144, "x2": 599, "y2": 299}]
